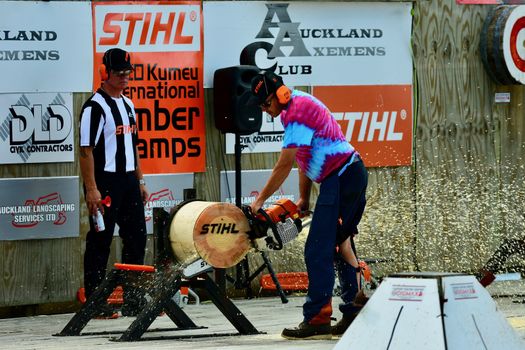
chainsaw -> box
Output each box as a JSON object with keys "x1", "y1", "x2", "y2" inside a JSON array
[{"x1": 243, "y1": 198, "x2": 304, "y2": 251}]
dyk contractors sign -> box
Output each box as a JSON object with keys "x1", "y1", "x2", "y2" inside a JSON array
[
  {"x1": 0, "y1": 177, "x2": 79, "y2": 241},
  {"x1": 0, "y1": 1, "x2": 92, "y2": 93},
  {"x1": 92, "y1": 1, "x2": 205, "y2": 174},
  {"x1": 0, "y1": 93, "x2": 74, "y2": 164},
  {"x1": 209, "y1": 2, "x2": 413, "y2": 167}
]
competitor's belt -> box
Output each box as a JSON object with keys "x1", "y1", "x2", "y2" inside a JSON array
[{"x1": 337, "y1": 153, "x2": 361, "y2": 177}]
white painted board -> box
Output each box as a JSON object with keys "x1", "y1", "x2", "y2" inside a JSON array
[
  {"x1": 333, "y1": 277, "x2": 445, "y2": 350},
  {"x1": 443, "y1": 275, "x2": 525, "y2": 350}
]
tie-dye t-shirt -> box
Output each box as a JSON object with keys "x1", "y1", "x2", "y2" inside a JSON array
[{"x1": 280, "y1": 90, "x2": 357, "y2": 183}]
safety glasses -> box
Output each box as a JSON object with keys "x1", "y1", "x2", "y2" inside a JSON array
[{"x1": 112, "y1": 69, "x2": 132, "y2": 77}]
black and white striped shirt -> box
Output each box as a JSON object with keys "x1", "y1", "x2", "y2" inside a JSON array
[{"x1": 79, "y1": 89, "x2": 138, "y2": 174}]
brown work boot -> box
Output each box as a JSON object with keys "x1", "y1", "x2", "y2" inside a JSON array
[
  {"x1": 353, "y1": 289, "x2": 369, "y2": 307},
  {"x1": 331, "y1": 313, "x2": 358, "y2": 337},
  {"x1": 281, "y1": 321, "x2": 332, "y2": 340}
]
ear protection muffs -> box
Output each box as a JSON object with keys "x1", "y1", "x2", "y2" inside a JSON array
[
  {"x1": 99, "y1": 49, "x2": 113, "y2": 81},
  {"x1": 275, "y1": 81, "x2": 291, "y2": 104},
  {"x1": 99, "y1": 63, "x2": 109, "y2": 81},
  {"x1": 261, "y1": 71, "x2": 291, "y2": 104}
]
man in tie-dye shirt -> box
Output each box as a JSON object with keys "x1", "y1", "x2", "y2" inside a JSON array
[{"x1": 248, "y1": 71, "x2": 368, "y2": 340}]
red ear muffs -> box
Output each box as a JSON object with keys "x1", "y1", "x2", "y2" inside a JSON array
[
  {"x1": 100, "y1": 49, "x2": 111, "y2": 81},
  {"x1": 99, "y1": 63, "x2": 108, "y2": 81},
  {"x1": 276, "y1": 84, "x2": 291, "y2": 104}
]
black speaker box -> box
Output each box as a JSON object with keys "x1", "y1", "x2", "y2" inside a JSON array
[{"x1": 213, "y1": 65, "x2": 262, "y2": 135}]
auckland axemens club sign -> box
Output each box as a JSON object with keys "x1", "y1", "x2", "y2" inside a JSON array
[{"x1": 238, "y1": 3, "x2": 385, "y2": 77}]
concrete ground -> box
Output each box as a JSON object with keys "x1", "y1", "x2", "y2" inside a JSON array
[{"x1": 0, "y1": 278, "x2": 524, "y2": 350}]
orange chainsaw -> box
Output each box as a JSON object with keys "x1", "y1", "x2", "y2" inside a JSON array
[{"x1": 243, "y1": 198, "x2": 304, "y2": 250}]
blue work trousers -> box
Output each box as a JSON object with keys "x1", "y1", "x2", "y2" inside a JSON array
[{"x1": 303, "y1": 160, "x2": 368, "y2": 324}]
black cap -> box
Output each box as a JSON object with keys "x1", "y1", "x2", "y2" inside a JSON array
[
  {"x1": 103, "y1": 48, "x2": 133, "y2": 71},
  {"x1": 246, "y1": 71, "x2": 283, "y2": 106}
]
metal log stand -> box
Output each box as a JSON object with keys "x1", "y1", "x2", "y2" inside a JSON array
[{"x1": 55, "y1": 204, "x2": 261, "y2": 341}]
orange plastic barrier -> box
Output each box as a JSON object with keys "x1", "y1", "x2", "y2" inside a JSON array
[
  {"x1": 113, "y1": 263, "x2": 155, "y2": 272},
  {"x1": 260, "y1": 272, "x2": 309, "y2": 291},
  {"x1": 261, "y1": 261, "x2": 372, "y2": 292}
]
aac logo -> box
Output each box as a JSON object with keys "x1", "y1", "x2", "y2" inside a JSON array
[{"x1": 240, "y1": 3, "x2": 312, "y2": 75}]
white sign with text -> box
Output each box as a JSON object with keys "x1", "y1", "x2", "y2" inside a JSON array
[
  {"x1": 204, "y1": 1, "x2": 412, "y2": 87},
  {"x1": 0, "y1": 1, "x2": 93, "y2": 92},
  {"x1": 0, "y1": 92, "x2": 74, "y2": 164},
  {"x1": 0, "y1": 177, "x2": 79, "y2": 241}
]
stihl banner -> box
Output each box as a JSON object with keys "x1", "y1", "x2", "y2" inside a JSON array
[
  {"x1": 92, "y1": 1, "x2": 205, "y2": 174},
  {"x1": 313, "y1": 85, "x2": 412, "y2": 167},
  {"x1": 226, "y1": 85, "x2": 413, "y2": 167}
]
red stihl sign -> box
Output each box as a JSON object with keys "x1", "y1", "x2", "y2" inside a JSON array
[
  {"x1": 94, "y1": 2, "x2": 201, "y2": 52},
  {"x1": 313, "y1": 85, "x2": 413, "y2": 167},
  {"x1": 92, "y1": 1, "x2": 205, "y2": 174}
]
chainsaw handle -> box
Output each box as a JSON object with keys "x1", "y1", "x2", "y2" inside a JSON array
[
  {"x1": 256, "y1": 208, "x2": 283, "y2": 250},
  {"x1": 298, "y1": 210, "x2": 313, "y2": 218},
  {"x1": 241, "y1": 204, "x2": 256, "y2": 220}
]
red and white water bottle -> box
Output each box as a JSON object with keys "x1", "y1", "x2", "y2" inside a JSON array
[
  {"x1": 92, "y1": 196, "x2": 111, "y2": 232},
  {"x1": 93, "y1": 209, "x2": 105, "y2": 232}
]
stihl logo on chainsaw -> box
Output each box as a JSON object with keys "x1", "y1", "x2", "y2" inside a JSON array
[
  {"x1": 200, "y1": 222, "x2": 240, "y2": 234},
  {"x1": 244, "y1": 198, "x2": 303, "y2": 251}
]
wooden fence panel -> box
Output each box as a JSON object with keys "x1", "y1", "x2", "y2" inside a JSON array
[{"x1": 412, "y1": 1, "x2": 506, "y2": 273}]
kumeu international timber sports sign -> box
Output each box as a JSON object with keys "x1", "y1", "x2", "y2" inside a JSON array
[{"x1": 92, "y1": 1, "x2": 206, "y2": 174}]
